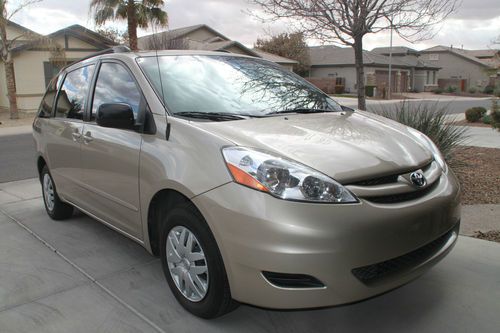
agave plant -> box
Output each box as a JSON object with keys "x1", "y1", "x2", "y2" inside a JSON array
[{"x1": 372, "y1": 100, "x2": 469, "y2": 168}]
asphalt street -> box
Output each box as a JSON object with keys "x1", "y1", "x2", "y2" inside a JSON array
[{"x1": 0, "y1": 133, "x2": 37, "y2": 183}]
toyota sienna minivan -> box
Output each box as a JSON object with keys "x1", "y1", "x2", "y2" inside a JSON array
[{"x1": 33, "y1": 47, "x2": 460, "y2": 318}]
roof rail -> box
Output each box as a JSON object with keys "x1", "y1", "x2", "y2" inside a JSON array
[
  {"x1": 57, "y1": 45, "x2": 131, "y2": 74},
  {"x1": 76, "y1": 45, "x2": 131, "y2": 63}
]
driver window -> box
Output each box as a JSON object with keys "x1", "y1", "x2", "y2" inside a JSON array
[{"x1": 91, "y1": 62, "x2": 142, "y2": 121}]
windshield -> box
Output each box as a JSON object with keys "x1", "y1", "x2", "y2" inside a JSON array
[{"x1": 137, "y1": 55, "x2": 343, "y2": 116}]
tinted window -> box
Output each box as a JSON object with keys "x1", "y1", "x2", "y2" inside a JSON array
[
  {"x1": 91, "y1": 63, "x2": 142, "y2": 121},
  {"x1": 137, "y1": 55, "x2": 343, "y2": 116},
  {"x1": 55, "y1": 65, "x2": 95, "y2": 119},
  {"x1": 38, "y1": 76, "x2": 60, "y2": 118}
]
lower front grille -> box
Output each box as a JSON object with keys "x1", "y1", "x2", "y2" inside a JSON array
[
  {"x1": 262, "y1": 271, "x2": 325, "y2": 289},
  {"x1": 352, "y1": 224, "x2": 458, "y2": 285}
]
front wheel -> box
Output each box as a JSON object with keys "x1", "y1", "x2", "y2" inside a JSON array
[
  {"x1": 41, "y1": 166, "x2": 73, "y2": 220},
  {"x1": 159, "y1": 202, "x2": 238, "y2": 318}
]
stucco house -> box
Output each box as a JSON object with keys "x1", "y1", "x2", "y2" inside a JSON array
[
  {"x1": 0, "y1": 21, "x2": 116, "y2": 112},
  {"x1": 137, "y1": 24, "x2": 298, "y2": 71},
  {"x1": 308, "y1": 45, "x2": 439, "y2": 95},
  {"x1": 420, "y1": 45, "x2": 499, "y2": 91}
]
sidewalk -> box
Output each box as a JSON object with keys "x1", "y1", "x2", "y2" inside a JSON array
[
  {"x1": 0, "y1": 178, "x2": 499, "y2": 333},
  {"x1": 0, "y1": 124, "x2": 32, "y2": 137}
]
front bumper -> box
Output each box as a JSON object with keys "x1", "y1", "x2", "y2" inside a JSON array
[{"x1": 192, "y1": 170, "x2": 461, "y2": 309}]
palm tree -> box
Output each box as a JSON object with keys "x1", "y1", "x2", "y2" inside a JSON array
[{"x1": 90, "y1": 0, "x2": 168, "y2": 51}]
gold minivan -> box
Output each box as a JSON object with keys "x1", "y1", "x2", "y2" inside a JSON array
[{"x1": 33, "y1": 47, "x2": 460, "y2": 318}]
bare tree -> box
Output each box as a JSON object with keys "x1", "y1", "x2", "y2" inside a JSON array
[
  {"x1": 251, "y1": 0, "x2": 459, "y2": 110},
  {"x1": 1, "y1": 0, "x2": 64, "y2": 119}
]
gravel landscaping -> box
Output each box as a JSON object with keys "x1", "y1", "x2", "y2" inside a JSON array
[
  {"x1": 452, "y1": 147, "x2": 500, "y2": 205},
  {"x1": 451, "y1": 119, "x2": 492, "y2": 128},
  {"x1": 472, "y1": 230, "x2": 500, "y2": 243}
]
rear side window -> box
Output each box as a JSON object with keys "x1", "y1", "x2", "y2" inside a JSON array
[
  {"x1": 38, "y1": 77, "x2": 59, "y2": 118},
  {"x1": 55, "y1": 65, "x2": 95, "y2": 120},
  {"x1": 91, "y1": 62, "x2": 142, "y2": 121}
]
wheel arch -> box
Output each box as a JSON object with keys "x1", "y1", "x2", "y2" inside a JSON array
[
  {"x1": 147, "y1": 188, "x2": 193, "y2": 256},
  {"x1": 37, "y1": 155, "x2": 47, "y2": 180}
]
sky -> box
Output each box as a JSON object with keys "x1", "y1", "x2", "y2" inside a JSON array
[{"x1": 7, "y1": 0, "x2": 500, "y2": 51}]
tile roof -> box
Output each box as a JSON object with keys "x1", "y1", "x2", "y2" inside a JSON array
[
  {"x1": 371, "y1": 46, "x2": 419, "y2": 55},
  {"x1": 421, "y1": 45, "x2": 494, "y2": 68},
  {"x1": 309, "y1": 45, "x2": 438, "y2": 69},
  {"x1": 138, "y1": 24, "x2": 230, "y2": 49},
  {"x1": 251, "y1": 49, "x2": 298, "y2": 64}
]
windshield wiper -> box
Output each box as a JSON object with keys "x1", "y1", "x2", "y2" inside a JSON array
[
  {"x1": 265, "y1": 108, "x2": 336, "y2": 115},
  {"x1": 175, "y1": 111, "x2": 249, "y2": 121}
]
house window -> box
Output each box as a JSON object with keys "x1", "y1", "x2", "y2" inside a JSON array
[
  {"x1": 43, "y1": 62, "x2": 64, "y2": 88},
  {"x1": 43, "y1": 59, "x2": 77, "y2": 88},
  {"x1": 426, "y1": 71, "x2": 431, "y2": 85},
  {"x1": 428, "y1": 54, "x2": 439, "y2": 61},
  {"x1": 432, "y1": 71, "x2": 436, "y2": 84}
]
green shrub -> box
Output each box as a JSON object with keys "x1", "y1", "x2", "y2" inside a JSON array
[
  {"x1": 494, "y1": 89, "x2": 500, "y2": 98},
  {"x1": 372, "y1": 101, "x2": 468, "y2": 167},
  {"x1": 446, "y1": 86, "x2": 457, "y2": 93},
  {"x1": 483, "y1": 85, "x2": 494, "y2": 94},
  {"x1": 465, "y1": 107, "x2": 487, "y2": 122},
  {"x1": 433, "y1": 87, "x2": 443, "y2": 94},
  {"x1": 365, "y1": 85, "x2": 375, "y2": 97},
  {"x1": 482, "y1": 114, "x2": 492, "y2": 124},
  {"x1": 468, "y1": 87, "x2": 477, "y2": 94}
]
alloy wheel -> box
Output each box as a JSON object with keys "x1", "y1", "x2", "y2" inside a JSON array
[
  {"x1": 166, "y1": 226, "x2": 209, "y2": 302},
  {"x1": 43, "y1": 173, "x2": 55, "y2": 211}
]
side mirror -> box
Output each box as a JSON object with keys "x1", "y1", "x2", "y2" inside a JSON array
[
  {"x1": 341, "y1": 105, "x2": 354, "y2": 112},
  {"x1": 96, "y1": 103, "x2": 135, "y2": 130}
]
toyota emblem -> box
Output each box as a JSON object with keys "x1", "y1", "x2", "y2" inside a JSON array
[{"x1": 410, "y1": 172, "x2": 426, "y2": 187}]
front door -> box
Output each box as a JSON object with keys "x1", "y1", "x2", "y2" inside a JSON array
[{"x1": 79, "y1": 61, "x2": 144, "y2": 238}]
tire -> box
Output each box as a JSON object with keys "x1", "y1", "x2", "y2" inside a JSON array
[
  {"x1": 159, "y1": 201, "x2": 238, "y2": 318},
  {"x1": 41, "y1": 165, "x2": 73, "y2": 220}
]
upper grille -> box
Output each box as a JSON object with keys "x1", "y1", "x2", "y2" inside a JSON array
[
  {"x1": 351, "y1": 174, "x2": 399, "y2": 186},
  {"x1": 365, "y1": 181, "x2": 438, "y2": 204},
  {"x1": 350, "y1": 162, "x2": 433, "y2": 187},
  {"x1": 352, "y1": 224, "x2": 458, "y2": 285}
]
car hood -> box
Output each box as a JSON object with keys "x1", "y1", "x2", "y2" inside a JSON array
[{"x1": 193, "y1": 111, "x2": 433, "y2": 183}]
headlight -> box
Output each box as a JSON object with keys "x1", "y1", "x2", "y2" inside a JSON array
[
  {"x1": 222, "y1": 147, "x2": 358, "y2": 203},
  {"x1": 408, "y1": 128, "x2": 448, "y2": 173}
]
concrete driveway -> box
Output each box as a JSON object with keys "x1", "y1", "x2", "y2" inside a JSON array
[{"x1": 0, "y1": 178, "x2": 499, "y2": 333}]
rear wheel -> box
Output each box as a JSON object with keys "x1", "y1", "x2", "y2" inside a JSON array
[
  {"x1": 41, "y1": 166, "x2": 73, "y2": 220},
  {"x1": 159, "y1": 202, "x2": 238, "y2": 318}
]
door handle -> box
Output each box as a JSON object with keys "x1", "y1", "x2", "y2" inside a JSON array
[
  {"x1": 83, "y1": 132, "x2": 93, "y2": 144},
  {"x1": 71, "y1": 132, "x2": 82, "y2": 142}
]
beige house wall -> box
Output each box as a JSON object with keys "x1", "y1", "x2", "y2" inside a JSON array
[
  {"x1": 422, "y1": 52, "x2": 490, "y2": 88},
  {"x1": 309, "y1": 66, "x2": 358, "y2": 93},
  {"x1": 68, "y1": 37, "x2": 100, "y2": 49},
  {"x1": 279, "y1": 64, "x2": 294, "y2": 72}
]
